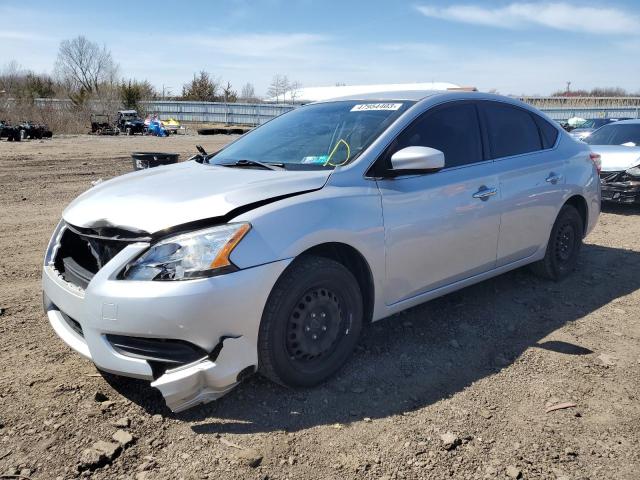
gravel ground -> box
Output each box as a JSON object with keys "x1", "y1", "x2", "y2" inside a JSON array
[{"x1": 0, "y1": 135, "x2": 639, "y2": 480}]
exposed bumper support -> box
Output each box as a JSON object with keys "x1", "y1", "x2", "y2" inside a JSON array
[
  {"x1": 601, "y1": 182, "x2": 640, "y2": 203},
  {"x1": 600, "y1": 172, "x2": 640, "y2": 204},
  {"x1": 151, "y1": 336, "x2": 256, "y2": 412}
]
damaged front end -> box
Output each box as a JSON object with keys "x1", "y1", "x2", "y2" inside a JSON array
[
  {"x1": 43, "y1": 220, "x2": 286, "y2": 413},
  {"x1": 600, "y1": 170, "x2": 640, "y2": 203},
  {"x1": 150, "y1": 336, "x2": 256, "y2": 412},
  {"x1": 105, "y1": 332, "x2": 257, "y2": 412}
]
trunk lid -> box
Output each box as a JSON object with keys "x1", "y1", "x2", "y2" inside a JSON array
[{"x1": 588, "y1": 145, "x2": 640, "y2": 172}]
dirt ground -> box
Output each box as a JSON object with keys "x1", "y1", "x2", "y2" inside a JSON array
[{"x1": 0, "y1": 135, "x2": 639, "y2": 480}]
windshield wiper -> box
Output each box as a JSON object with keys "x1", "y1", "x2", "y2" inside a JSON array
[{"x1": 219, "y1": 159, "x2": 285, "y2": 170}]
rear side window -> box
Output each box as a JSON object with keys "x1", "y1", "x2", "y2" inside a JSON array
[
  {"x1": 533, "y1": 114, "x2": 559, "y2": 149},
  {"x1": 393, "y1": 102, "x2": 483, "y2": 168},
  {"x1": 482, "y1": 102, "x2": 542, "y2": 158}
]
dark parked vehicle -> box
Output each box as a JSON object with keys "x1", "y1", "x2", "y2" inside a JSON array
[
  {"x1": 116, "y1": 110, "x2": 145, "y2": 135},
  {"x1": 90, "y1": 114, "x2": 120, "y2": 135},
  {"x1": 19, "y1": 121, "x2": 52, "y2": 140},
  {"x1": 131, "y1": 152, "x2": 180, "y2": 170},
  {"x1": 1, "y1": 121, "x2": 22, "y2": 141}
]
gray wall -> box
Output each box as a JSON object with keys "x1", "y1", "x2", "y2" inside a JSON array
[
  {"x1": 20, "y1": 97, "x2": 640, "y2": 125},
  {"x1": 139, "y1": 101, "x2": 295, "y2": 125}
]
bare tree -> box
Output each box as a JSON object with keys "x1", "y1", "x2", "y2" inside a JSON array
[
  {"x1": 222, "y1": 81, "x2": 238, "y2": 103},
  {"x1": 0, "y1": 61, "x2": 24, "y2": 94},
  {"x1": 0, "y1": 61, "x2": 57, "y2": 100},
  {"x1": 267, "y1": 74, "x2": 290, "y2": 103},
  {"x1": 54, "y1": 36, "x2": 118, "y2": 98},
  {"x1": 287, "y1": 80, "x2": 303, "y2": 103},
  {"x1": 240, "y1": 82, "x2": 256, "y2": 101}
]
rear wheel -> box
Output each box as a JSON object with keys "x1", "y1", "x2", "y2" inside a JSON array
[
  {"x1": 258, "y1": 255, "x2": 363, "y2": 387},
  {"x1": 531, "y1": 204, "x2": 583, "y2": 280}
]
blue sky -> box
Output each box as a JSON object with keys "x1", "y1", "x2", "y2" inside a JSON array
[{"x1": 1, "y1": 0, "x2": 639, "y2": 96}]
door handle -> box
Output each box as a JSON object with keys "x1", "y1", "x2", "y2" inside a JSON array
[
  {"x1": 472, "y1": 186, "x2": 497, "y2": 200},
  {"x1": 545, "y1": 172, "x2": 563, "y2": 184}
]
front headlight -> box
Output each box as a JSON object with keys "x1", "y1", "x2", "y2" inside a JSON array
[
  {"x1": 625, "y1": 165, "x2": 640, "y2": 177},
  {"x1": 123, "y1": 223, "x2": 250, "y2": 280}
]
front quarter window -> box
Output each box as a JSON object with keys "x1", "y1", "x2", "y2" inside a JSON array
[{"x1": 209, "y1": 101, "x2": 413, "y2": 169}]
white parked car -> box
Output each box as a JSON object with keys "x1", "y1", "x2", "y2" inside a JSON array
[
  {"x1": 584, "y1": 119, "x2": 640, "y2": 203},
  {"x1": 43, "y1": 91, "x2": 601, "y2": 411}
]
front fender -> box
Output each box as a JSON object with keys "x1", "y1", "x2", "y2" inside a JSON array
[{"x1": 230, "y1": 184, "x2": 387, "y2": 317}]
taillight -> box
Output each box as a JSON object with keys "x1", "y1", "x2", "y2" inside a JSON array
[{"x1": 590, "y1": 152, "x2": 601, "y2": 173}]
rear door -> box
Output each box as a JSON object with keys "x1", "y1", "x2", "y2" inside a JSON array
[
  {"x1": 376, "y1": 101, "x2": 502, "y2": 305},
  {"x1": 479, "y1": 101, "x2": 565, "y2": 266}
]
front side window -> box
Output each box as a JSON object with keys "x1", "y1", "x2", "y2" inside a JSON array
[
  {"x1": 390, "y1": 102, "x2": 483, "y2": 169},
  {"x1": 210, "y1": 100, "x2": 413, "y2": 169},
  {"x1": 482, "y1": 102, "x2": 542, "y2": 158},
  {"x1": 584, "y1": 123, "x2": 640, "y2": 146}
]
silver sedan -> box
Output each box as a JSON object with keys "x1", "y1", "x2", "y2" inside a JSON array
[{"x1": 42, "y1": 91, "x2": 600, "y2": 411}]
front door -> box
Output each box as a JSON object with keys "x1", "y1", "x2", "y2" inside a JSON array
[{"x1": 375, "y1": 102, "x2": 501, "y2": 305}]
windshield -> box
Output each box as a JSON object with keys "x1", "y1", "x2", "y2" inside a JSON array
[
  {"x1": 579, "y1": 119, "x2": 610, "y2": 129},
  {"x1": 585, "y1": 123, "x2": 640, "y2": 146},
  {"x1": 209, "y1": 100, "x2": 413, "y2": 169}
]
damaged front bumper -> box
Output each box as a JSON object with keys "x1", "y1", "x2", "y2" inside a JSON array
[
  {"x1": 600, "y1": 171, "x2": 640, "y2": 204},
  {"x1": 42, "y1": 227, "x2": 291, "y2": 412},
  {"x1": 151, "y1": 336, "x2": 255, "y2": 412}
]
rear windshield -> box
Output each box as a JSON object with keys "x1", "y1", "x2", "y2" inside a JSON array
[
  {"x1": 585, "y1": 124, "x2": 640, "y2": 146},
  {"x1": 210, "y1": 100, "x2": 413, "y2": 169}
]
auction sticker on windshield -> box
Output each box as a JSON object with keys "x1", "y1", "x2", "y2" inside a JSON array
[{"x1": 350, "y1": 103, "x2": 403, "y2": 112}]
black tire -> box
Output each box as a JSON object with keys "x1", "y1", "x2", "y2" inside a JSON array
[
  {"x1": 531, "y1": 204, "x2": 583, "y2": 280},
  {"x1": 258, "y1": 255, "x2": 363, "y2": 387}
]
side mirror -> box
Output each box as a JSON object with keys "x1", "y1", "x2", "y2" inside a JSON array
[{"x1": 390, "y1": 146, "x2": 445, "y2": 173}]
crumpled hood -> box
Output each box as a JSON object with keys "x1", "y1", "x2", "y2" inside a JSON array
[
  {"x1": 589, "y1": 145, "x2": 640, "y2": 172},
  {"x1": 63, "y1": 161, "x2": 331, "y2": 234}
]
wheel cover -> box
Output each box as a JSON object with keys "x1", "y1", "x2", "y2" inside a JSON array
[
  {"x1": 554, "y1": 223, "x2": 575, "y2": 263},
  {"x1": 286, "y1": 287, "x2": 345, "y2": 362}
]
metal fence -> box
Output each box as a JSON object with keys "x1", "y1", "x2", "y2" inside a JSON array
[
  {"x1": 139, "y1": 100, "x2": 295, "y2": 125},
  {"x1": 538, "y1": 107, "x2": 640, "y2": 121},
  {"x1": 11, "y1": 97, "x2": 640, "y2": 125},
  {"x1": 140, "y1": 99, "x2": 640, "y2": 124}
]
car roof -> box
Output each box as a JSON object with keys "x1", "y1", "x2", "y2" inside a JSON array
[
  {"x1": 315, "y1": 90, "x2": 447, "y2": 102},
  {"x1": 609, "y1": 119, "x2": 640, "y2": 125},
  {"x1": 313, "y1": 90, "x2": 534, "y2": 110}
]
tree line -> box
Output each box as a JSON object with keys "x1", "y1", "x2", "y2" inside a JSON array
[
  {"x1": 551, "y1": 87, "x2": 639, "y2": 97},
  {"x1": 0, "y1": 35, "x2": 303, "y2": 110}
]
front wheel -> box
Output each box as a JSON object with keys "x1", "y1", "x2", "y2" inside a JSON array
[
  {"x1": 531, "y1": 204, "x2": 583, "y2": 280},
  {"x1": 258, "y1": 255, "x2": 363, "y2": 387}
]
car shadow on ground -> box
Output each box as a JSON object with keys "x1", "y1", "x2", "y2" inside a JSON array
[
  {"x1": 103, "y1": 242, "x2": 640, "y2": 434},
  {"x1": 601, "y1": 203, "x2": 640, "y2": 216}
]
